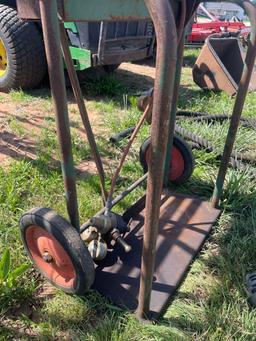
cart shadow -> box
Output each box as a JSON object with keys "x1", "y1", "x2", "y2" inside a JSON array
[
  {"x1": 0, "y1": 107, "x2": 114, "y2": 180},
  {"x1": 2, "y1": 176, "x2": 253, "y2": 337},
  {"x1": 0, "y1": 324, "x2": 38, "y2": 340},
  {"x1": 91, "y1": 174, "x2": 256, "y2": 324},
  {"x1": 0, "y1": 128, "x2": 99, "y2": 181},
  {"x1": 158, "y1": 190, "x2": 256, "y2": 333},
  {"x1": 92, "y1": 185, "x2": 221, "y2": 318},
  {"x1": 0, "y1": 130, "x2": 38, "y2": 161}
]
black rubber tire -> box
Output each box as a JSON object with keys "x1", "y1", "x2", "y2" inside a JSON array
[
  {"x1": 103, "y1": 64, "x2": 121, "y2": 73},
  {"x1": 0, "y1": 5, "x2": 46, "y2": 92},
  {"x1": 140, "y1": 135, "x2": 195, "y2": 185},
  {"x1": 20, "y1": 207, "x2": 95, "y2": 295}
]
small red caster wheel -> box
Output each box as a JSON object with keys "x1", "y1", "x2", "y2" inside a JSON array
[
  {"x1": 20, "y1": 208, "x2": 95, "y2": 295},
  {"x1": 140, "y1": 135, "x2": 195, "y2": 185}
]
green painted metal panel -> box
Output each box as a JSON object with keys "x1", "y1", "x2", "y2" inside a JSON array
[
  {"x1": 62, "y1": 0, "x2": 181, "y2": 21},
  {"x1": 64, "y1": 22, "x2": 78, "y2": 33},
  {"x1": 62, "y1": 0, "x2": 150, "y2": 21},
  {"x1": 69, "y1": 46, "x2": 91, "y2": 70}
]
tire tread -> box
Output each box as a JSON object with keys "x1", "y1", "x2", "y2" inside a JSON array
[
  {"x1": 0, "y1": 5, "x2": 46, "y2": 91},
  {"x1": 20, "y1": 207, "x2": 95, "y2": 295}
]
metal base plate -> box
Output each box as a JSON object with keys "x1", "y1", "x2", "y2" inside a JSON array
[{"x1": 93, "y1": 190, "x2": 221, "y2": 319}]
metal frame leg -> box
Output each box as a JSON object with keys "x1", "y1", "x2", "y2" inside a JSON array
[
  {"x1": 164, "y1": 32, "x2": 186, "y2": 185},
  {"x1": 137, "y1": 0, "x2": 178, "y2": 319},
  {"x1": 212, "y1": 0, "x2": 256, "y2": 207},
  {"x1": 39, "y1": 0, "x2": 80, "y2": 229},
  {"x1": 59, "y1": 22, "x2": 108, "y2": 204}
]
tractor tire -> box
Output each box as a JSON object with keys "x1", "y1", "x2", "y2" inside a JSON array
[
  {"x1": 103, "y1": 64, "x2": 121, "y2": 73},
  {"x1": 0, "y1": 5, "x2": 47, "y2": 92}
]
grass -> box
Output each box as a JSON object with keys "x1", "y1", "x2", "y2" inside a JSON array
[
  {"x1": 8, "y1": 89, "x2": 41, "y2": 103},
  {"x1": 0, "y1": 50, "x2": 256, "y2": 339},
  {"x1": 84, "y1": 74, "x2": 127, "y2": 97}
]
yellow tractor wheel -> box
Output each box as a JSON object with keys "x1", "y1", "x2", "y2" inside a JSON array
[
  {"x1": 0, "y1": 38, "x2": 8, "y2": 78},
  {"x1": 0, "y1": 4, "x2": 46, "y2": 92}
]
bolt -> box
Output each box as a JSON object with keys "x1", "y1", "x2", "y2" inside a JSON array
[{"x1": 42, "y1": 252, "x2": 53, "y2": 263}]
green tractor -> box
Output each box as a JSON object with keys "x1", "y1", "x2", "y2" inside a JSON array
[{"x1": 0, "y1": 1, "x2": 154, "y2": 92}]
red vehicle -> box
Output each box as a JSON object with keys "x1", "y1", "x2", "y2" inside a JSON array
[{"x1": 186, "y1": 4, "x2": 250, "y2": 45}]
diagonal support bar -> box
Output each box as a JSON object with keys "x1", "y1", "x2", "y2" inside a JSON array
[
  {"x1": 212, "y1": 0, "x2": 256, "y2": 207},
  {"x1": 59, "y1": 22, "x2": 108, "y2": 203}
]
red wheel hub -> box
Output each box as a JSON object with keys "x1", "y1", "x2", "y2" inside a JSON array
[
  {"x1": 26, "y1": 226, "x2": 76, "y2": 288},
  {"x1": 145, "y1": 145, "x2": 185, "y2": 181}
]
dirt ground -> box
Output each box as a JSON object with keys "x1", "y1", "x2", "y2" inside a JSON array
[{"x1": 0, "y1": 61, "x2": 155, "y2": 170}]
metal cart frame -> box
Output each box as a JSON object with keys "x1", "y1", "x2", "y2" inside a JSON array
[{"x1": 17, "y1": 0, "x2": 256, "y2": 320}]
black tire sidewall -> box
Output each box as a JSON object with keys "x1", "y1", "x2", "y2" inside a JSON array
[
  {"x1": 0, "y1": 5, "x2": 46, "y2": 92},
  {"x1": 139, "y1": 135, "x2": 195, "y2": 185},
  {"x1": 20, "y1": 208, "x2": 95, "y2": 295},
  {"x1": 139, "y1": 137, "x2": 151, "y2": 174},
  {"x1": 171, "y1": 135, "x2": 195, "y2": 185}
]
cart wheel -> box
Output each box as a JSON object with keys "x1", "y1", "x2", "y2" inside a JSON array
[
  {"x1": 20, "y1": 207, "x2": 95, "y2": 295},
  {"x1": 140, "y1": 135, "x2": 195, "y2": 185}
]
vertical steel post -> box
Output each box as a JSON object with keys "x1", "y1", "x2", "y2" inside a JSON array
[
  {"x1": 164, "y1": 0, "x2": 186, "y2": 186},
  {"x1": 164, "y1": 32, "x2": 185, "y2": 186},
  {"x1": 98, "y1": 22, "x2": 108, "y2": 65},
  {"x1": 137, "y1": 0, "x2": 177, "y2": 319},
  {"x1": 39, "y1": 0, "x2": 80, "y2": 229},
  {"x1": 212, "y1": 0, "x2": 256, "y2": 207},
  {"x1": 59, "y1": 23, "x2": 108, "y2": 204}
]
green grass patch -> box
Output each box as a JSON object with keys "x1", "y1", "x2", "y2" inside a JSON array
[
  {"x1": 1, "y1": 52, "x2": 256, "y2": 339},
  {"x1": 85, "y1": 75, "x2": 127, "y2": 97},
  {"x1": 9, "y1": 90, "x2": 37, "y2": 103}
]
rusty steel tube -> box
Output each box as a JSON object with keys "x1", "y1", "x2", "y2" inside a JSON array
[
  {"x1": 176, "y1": 0, "x2": 187, "y2": 43},
  {"x1": 136, "y1": 0, "x2": 178, "y2": 319},
  {"x1": 212, "y1": 0, "x2": 256, "y2": 207},
  {"x1": 80, "y1": 173, "x2": 148, "y2": 234},
  {"x1": 98, "y1": 22, "x2": 108, "y2": 65},
  {"x1": 164, "y1": 31, "x2": 186, "y2": 185},
  {"x1": 39, "y1": 0, "x2": 80, "y2": 229},
  {"x1": 105, "y1": 99, "x2": 153, "y2": 214},
  {"x1": 59, "y1": 22, "x2": 107, "y2": 203}
]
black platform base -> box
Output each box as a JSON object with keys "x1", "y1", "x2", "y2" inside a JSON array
[{"x1": 93, "y1": 190, "x2": 221, "y2": 319}]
